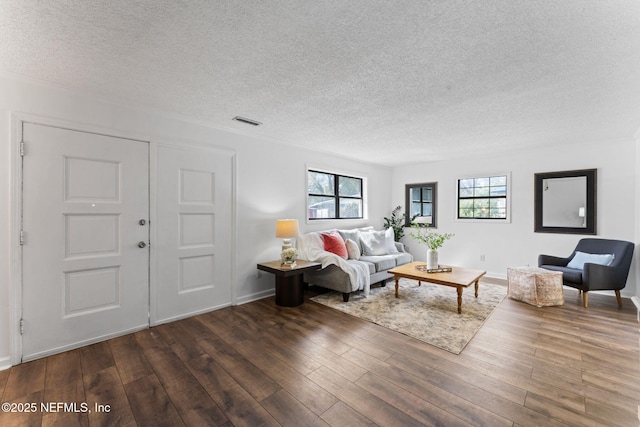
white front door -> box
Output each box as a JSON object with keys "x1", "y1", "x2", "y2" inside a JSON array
[
  {"x1": 21, "y1": 123, "x2": 149, "y2": 361},
  {"x1": 154, "y1": 145, "x2": 233, "y2": 324}
]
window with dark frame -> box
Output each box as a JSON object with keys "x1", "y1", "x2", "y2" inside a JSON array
[
  {"x1": 405, "y1": 182, "x2": 437, "y2": 227},
  {"x1": 307, "y1": 170, "x2": 363, "y2": 220},
  {"x1": 457, "y1": 175, "x2": 508, "y2": 219}
]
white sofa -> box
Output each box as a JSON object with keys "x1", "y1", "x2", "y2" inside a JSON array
[{"x1": 297, "y1": 227, "x2": 413, "y2": 301}]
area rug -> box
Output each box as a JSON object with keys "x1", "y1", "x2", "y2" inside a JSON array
[{"x1": 310, "y1": 278, "x2": 507, "y2": 354}]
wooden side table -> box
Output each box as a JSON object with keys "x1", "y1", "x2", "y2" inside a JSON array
[{"x1": 257, "y1": 260, "x2": 322, "y2": 307}]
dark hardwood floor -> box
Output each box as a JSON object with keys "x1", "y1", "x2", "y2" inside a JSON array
[{"x1": 1, "y1": 282, "x2": 639, "y2": 426}]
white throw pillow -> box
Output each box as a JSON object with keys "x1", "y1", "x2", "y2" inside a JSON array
[
  {"x1": 345, "y1": 238, "x2": 361, "y2": 260},
  {"x1": 567, "y1": 251, "x2": 615, "y2": 270},
  {"x1": 360, "y1": 230, "x2": 389, "y2": 256},
  {"x1": 384, "y1": 227, "x2": 399, "y2": 253}
]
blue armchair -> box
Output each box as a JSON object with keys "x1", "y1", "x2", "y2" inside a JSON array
[{"x1": 538, "y1": 238, "x2": 634, "y2": 308}]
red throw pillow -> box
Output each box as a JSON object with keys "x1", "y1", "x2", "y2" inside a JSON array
[{"x1": 321, "y1": 231, "x2": 348, "y2": 259}]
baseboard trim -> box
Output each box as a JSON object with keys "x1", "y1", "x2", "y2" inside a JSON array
[
  {"x1": 0, "y1": 355, "x2": 12, "y2": 371},
  {"x1": 632, "y1": 296, "x2": 640, "y2": 322},
  {"x1": 236, "y1": 289, "x2": 275, "y2": 305}
]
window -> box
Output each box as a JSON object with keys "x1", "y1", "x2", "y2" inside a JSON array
[
  {"x1": 307, "y1": 170, "x2": 363, "y2": 220},
  {"x1": 457, "y1": 174, "x2": 509, "y2": 220},
  {"x1": 405, "y1": 182, "x2": 437, "y2": 227}
]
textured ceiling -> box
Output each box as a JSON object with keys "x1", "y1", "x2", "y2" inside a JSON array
[{"x1": 1, "y1": 0, "x2": 640, "y2": 166}]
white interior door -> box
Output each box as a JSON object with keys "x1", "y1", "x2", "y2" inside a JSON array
[
  {"x1": 154, "y1": 145, "x2": 233, "y2": 324},
  {"x1": 21, "y1": 123, "x2": 149, "y2": 361}
]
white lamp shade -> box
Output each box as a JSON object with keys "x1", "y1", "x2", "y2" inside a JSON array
[{"x1": 275, "y1": 219, "x2": 299, "y2": 238}]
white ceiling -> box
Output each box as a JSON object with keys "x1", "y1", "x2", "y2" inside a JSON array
[{"x1": 1, "y1": 0, "x2": 639, "y2": 166}]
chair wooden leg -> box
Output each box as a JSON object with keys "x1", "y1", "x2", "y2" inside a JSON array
[
  {"x1": 582, "y1": 291, "x2": 588, "y2": 308},
  {"x1": 615, "y1": 290, "x2": 622, "y2": 307}
]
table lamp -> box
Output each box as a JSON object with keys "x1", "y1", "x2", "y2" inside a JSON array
[{"x1": 276, "y1": 219, "x2": 299, "y2": 251}]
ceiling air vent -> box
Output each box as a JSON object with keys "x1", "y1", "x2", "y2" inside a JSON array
[{"x1": 233, "y1": 116, "x2": 262, "y2": 126}]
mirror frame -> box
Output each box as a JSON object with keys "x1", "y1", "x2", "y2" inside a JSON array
[
  {"x1": 534, "y1": 168, "x2": 597, "y2": 234},
  {"x1": 405, "y1": 182, "x2": 437, "y2": 227}
]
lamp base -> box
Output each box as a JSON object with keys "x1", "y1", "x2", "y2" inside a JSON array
[{"x1": 281, "y1": 238, "x2": 293, "y2": 251}]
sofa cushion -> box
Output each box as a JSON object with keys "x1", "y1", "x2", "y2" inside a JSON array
[
  {"x1": 352, "y1": 259, "x2": 376, "y2": 275},
  {"x1": 393, "y1": 252, "x2": 413, "y2": 266},
  {"x1": 360, "y1": 230, "x2": 390, "y2": 256},
  {"x1": 321, "y1": 231, "x2": 348, "y2": 259},
  {"x1": 540, "y1": 265, "x2": 582, "y2": 284},
  {"x1": 359, "y1": 255, "x2": 397, "y2": 272},
  {"x1": 345, "y1": 238, "x2": 360, "y2": 260},
  {"x1": 384, "y1": 227, "x2": 399, "y2": 253}
]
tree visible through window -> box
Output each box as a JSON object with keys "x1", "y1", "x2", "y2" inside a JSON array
[
  {"x1": 308, "y1": 170, "x2": 363, "y2": 220},
  {"x1": 457, "y1": 175, "x2": 508, "y2": 219}
]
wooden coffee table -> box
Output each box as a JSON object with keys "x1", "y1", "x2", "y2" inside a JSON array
[{"x1": 388, "y1": 262, "x2": 486, "y2": 314}]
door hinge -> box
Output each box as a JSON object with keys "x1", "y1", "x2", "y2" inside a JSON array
[
  {"x1": 20, "y1": 141, "x2": 25, "y2": 157},
  {"x1": 19, "y1": 230, "x2": 24, "y2": 245},
  {"x1": 20, "y1": 318, "x2": 24, "y2": 335}
]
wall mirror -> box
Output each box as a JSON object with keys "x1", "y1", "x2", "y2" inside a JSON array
[
  {"x1": 534, "y1": 169, "x2": 596, "y2": 234},
  {"x1": 405, "y1": 182, "x2": 437, "y2": 227}
]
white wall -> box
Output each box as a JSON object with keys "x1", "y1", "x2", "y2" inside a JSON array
[
  {"x1": 392, "y1": 140, "x2": 638, "y2": 297},
  {"x1": 0, "y1": 74, "x2": 392, "y2": 367},
  {"x1": 235, "y1": 136, "x2": 392, "y2": 303}
]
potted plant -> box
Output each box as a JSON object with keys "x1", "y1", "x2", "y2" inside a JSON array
[
  {"x1": 409, "y1": 223, "x2": 454, "y2": 270},
  {"x1": 384, "y1": 206, "x2": 418, "y2": 242}
]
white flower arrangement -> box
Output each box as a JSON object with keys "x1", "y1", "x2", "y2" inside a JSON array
[
  {"x1": 281, "y1": 247, "x2": 297, "y2": 264},
  {"x1": 409, "y1": 224, "x2": 454, "y2": 250}
]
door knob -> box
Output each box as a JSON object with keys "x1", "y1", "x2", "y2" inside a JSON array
[
  {"x1": 139, "y1": 219, "x2": 146, "y2": 225},
  {"x1": 138, "y1": 241, "x2": 147, "y2": 248}
]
